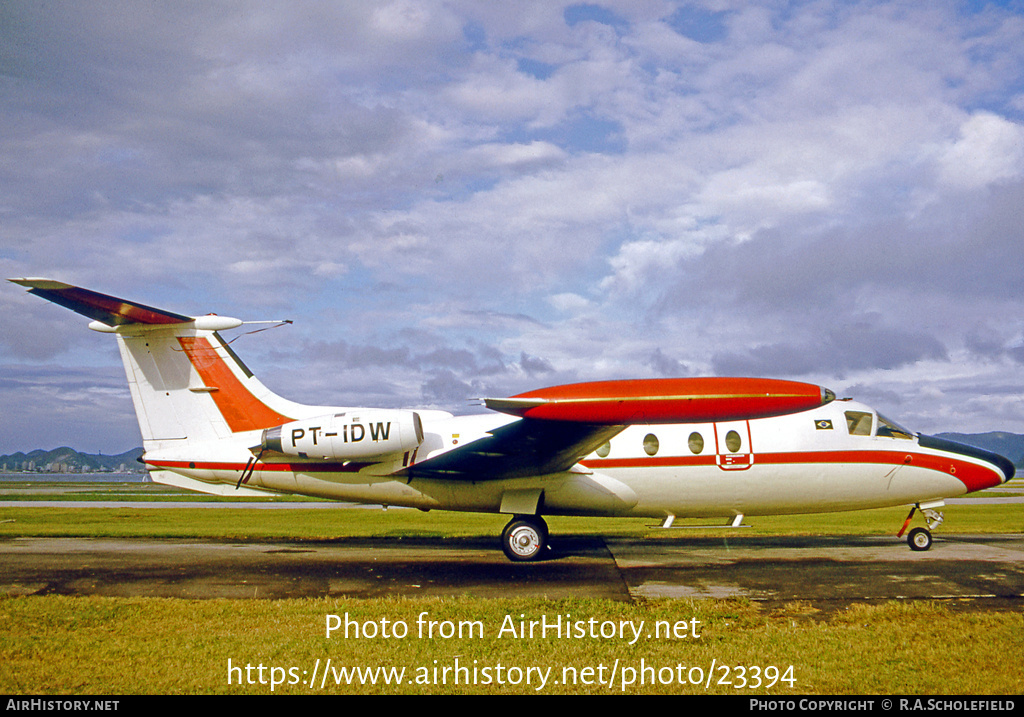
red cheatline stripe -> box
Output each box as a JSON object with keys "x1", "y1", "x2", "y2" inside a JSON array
[
  {"x1": 151, "y1": 450, "x2": 1000, "y2": 491},
  {"x1": 582, "y1": 449, "x2": 999, "y2": 491},
  {"x1": 150, "y1": 460, "x2": 370, "y2": 473}
]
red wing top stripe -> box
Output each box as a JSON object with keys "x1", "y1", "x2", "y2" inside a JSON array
[
  {"x1": 582, "y1": 449, "x2": 999, "y2": 491},
  {"x1": 501, "y1": 378, "x2": 829, "y2": 423}
]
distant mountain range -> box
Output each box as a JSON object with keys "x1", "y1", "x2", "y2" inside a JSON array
[
  {"x1": 0, "y1": 447, "x2": 145, "y2": 473},
  {"x1": 2, "y1": 432, "x2": 1022, "y2": 474},
  {"x1": 935, "y1": 432, "x2": 1024, "y2": 469}
]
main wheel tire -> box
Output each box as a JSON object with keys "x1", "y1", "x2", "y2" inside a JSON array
[
  {"x1": 501, "y1": 516, "x2": 548, "y2": 562},
  {"x1": 907, "y1": 527, "x2": 932, "y2": 551}
]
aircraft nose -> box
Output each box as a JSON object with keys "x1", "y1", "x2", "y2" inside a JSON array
[{"x1": 917, "y1": 434, "x2": 1015, "y2": 486}]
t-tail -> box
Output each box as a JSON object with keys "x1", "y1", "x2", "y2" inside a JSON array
[{"x1": 9, "y1": 279, "x2": 316, "y2": 453}]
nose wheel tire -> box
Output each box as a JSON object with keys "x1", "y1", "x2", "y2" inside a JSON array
[
  {"x1": 907, "y1": 527, "x2": 932, "y2": 551},
  {"x1": 501, "y1": 516, "x2": 548, "y2": 562}
]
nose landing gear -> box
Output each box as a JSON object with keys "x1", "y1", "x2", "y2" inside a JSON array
[
  {"x1": 906, "y1": 526, "x2": 932, "y2": 551},
  {"x1": 897, "y1": 503, "x2": 945, "y2": 551}
]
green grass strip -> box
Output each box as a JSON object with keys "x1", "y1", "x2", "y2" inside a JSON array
[{"x1": 1, "y1": 595, "x2": 1020, "y2": 694}]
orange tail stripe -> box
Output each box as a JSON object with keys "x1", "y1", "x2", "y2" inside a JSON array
[{"x1": 178, "y1": 336, "x2": 292, "y2": 432}]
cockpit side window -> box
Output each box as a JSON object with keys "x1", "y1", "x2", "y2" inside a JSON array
[
  {"x1": 845, "y1": 411, "x2": 873, "y2": 436},
  {"x1": 876, "y1": 414, "x2": 914, "y2": 439}
]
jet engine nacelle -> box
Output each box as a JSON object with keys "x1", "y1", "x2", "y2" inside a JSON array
[{"x1": 262, "y1": 410, "x2": 424, "y2": 460}]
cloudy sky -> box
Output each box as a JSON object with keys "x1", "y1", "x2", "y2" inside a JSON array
[{"x1": 2, "y1": 0, "x2": 1024, "y2": 454}]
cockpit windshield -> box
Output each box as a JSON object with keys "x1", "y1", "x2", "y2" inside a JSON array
[
  {"x1": 844, "y1": 410, "x2": 915, "y2": 439},
  {"x1": 876, "y1": 414, "x2": 914, "y2": 439}
]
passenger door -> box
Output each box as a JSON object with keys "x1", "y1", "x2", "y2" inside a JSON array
[{"x1": 715, "y1": 420, "x2": 753, "y2": 470}]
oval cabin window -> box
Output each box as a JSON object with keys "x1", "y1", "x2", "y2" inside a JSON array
[
  {"x1": 643, "y1": 433, "x2": 660, "y2": 456},
  {"x1": 725, "y1": 430, "x2": 742, "y2": 453}
]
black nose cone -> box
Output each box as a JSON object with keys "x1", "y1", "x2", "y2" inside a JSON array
[{"x1": 917, "y1": 434, "x2": 1015, "y2": 482}]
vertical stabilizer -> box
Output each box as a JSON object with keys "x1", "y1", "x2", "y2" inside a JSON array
[
  {"x1": 114, "y1": 327, "x2": 296, "y2": 449},
  {"x1": 10, "y1": 279, "x2": 307, "y2": 451}
]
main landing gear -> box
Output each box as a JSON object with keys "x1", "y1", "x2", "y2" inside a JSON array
[
  {"x1": 501, "y1": 515, "x2": 549, "y2": 562},
  {"x1": 897, "y1": 503, "x2": 944, "y2": 551}
]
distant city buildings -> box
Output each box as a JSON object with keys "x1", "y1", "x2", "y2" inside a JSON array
[{"x1": 1, "y1": 455, "x2": 140, "y2": 473}]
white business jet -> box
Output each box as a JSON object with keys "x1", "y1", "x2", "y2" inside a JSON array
[{"x1": 10, "y1": 279, "x2": 1014, "y2": 561}]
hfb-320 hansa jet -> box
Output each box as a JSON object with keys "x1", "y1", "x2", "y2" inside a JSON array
[{"x1": 10, "y1": 279, "x2": 1015, "y2": 560}]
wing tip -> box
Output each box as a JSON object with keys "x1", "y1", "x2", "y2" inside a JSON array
[{"x1": 9, "y1": 277, "x2": 74, "y2": 290}]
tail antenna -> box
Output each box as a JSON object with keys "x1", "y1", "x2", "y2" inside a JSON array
[{"x1": 224, "y1": 320, "x2": 293, "y2": 346}]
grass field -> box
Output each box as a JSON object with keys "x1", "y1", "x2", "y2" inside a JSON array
[
  {"x1": 1, "y1": 489, "x2": 1022, "y2": 695},
  {"x1": 1, "y1": 499, "x2": 1022, "y2": 540},
  {"x1": 3, "y1": 594, "x2": 1021, "y2": 695}
]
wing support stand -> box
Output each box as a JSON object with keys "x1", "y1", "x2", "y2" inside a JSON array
[{"x1": 654, "y1": 513, "x2": 749, "y2": 529}]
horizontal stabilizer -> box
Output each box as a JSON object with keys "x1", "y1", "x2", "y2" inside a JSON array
[{"x1": 9, "y1": 278, "x2": 192, "y2": 326}]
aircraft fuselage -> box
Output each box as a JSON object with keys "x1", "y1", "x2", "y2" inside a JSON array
[{"x1": 144, "y1": 397, "x2": 1010, "y2": 521}]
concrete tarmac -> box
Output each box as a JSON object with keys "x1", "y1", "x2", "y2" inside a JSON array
[{"x1": 2, "y1": 532, "x2": 1023, "y2": 609}]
